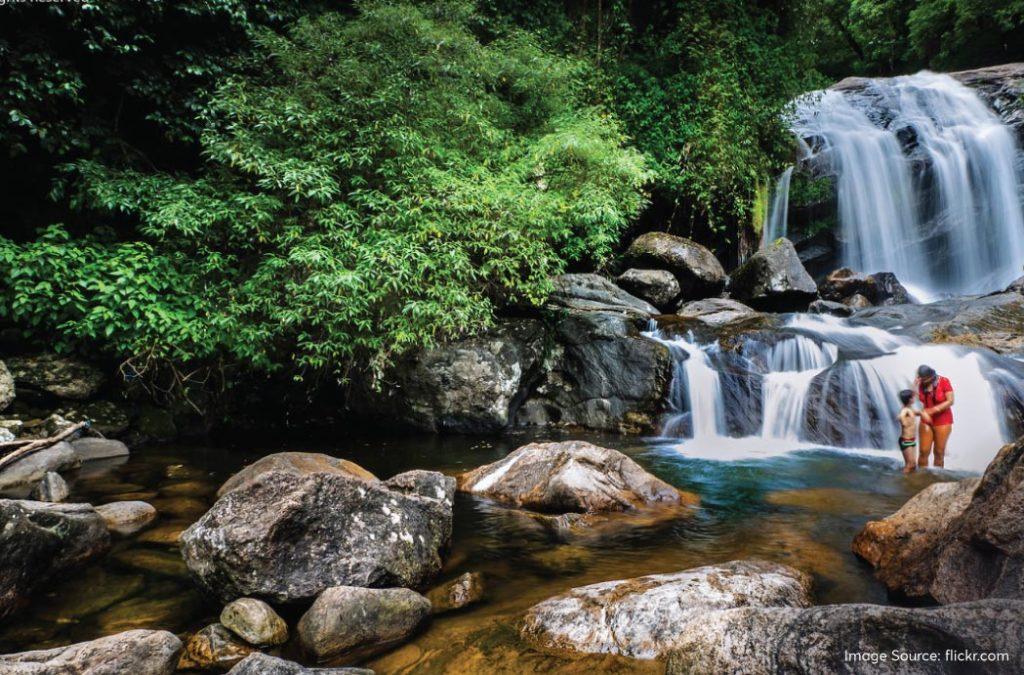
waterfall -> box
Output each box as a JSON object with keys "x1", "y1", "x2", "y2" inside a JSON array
[
  {"x1": 644, "y1": 316, "x2": 1024, "y2": 472},
  {"x1": 762, "y1": 166, "x2": 794, "y2": 247},
  {"x1": 791, "y1": 71, "x2": 1024, "y2": 299}
]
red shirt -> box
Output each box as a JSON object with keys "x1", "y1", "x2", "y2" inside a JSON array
[{"x1": 919, "y1": 376, "x2": 953, "y2": 426}]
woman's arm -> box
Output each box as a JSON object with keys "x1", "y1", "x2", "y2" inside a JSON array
[{"x1": 925, "y1": 391, "x2": 954, "y2": 415}]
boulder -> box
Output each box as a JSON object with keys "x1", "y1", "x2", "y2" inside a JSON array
[
  {"x1": 807, "y1": 299, "x2": 853, "y2": 317},
  {"x1": 0, "y1": 441, "x2": 80, "y2": 493},
  {"x1": 624, "y1": 232, "x2": 727, "y2": 299},
  {"x1": 351, "y1": 319, "x2": 547, "y2": 433},
  {"x1": 0, "y1": 359, "x2": 14, "y2": 411},
  {"x1": 870, "y1": 271, "x2": 913, "y2": 305},
  {"x1": 0, "y1": 629, "x2": 182, "y2": 675},
  {"x1": 5, "y1": 353, "x2": 105, "y2": 400},
  {"x1": 794, "y1": 229, "x2": 839, "y2": 281},
  {"x1": 819, "y1": 267, "x2": 913, "y2": 307},
  {"x1": 57, "y1": 399, "x2": 131, "y2": 437},
  {"x1": 515, "y1": 312, "x2": 671, "y2": 433},
  {"x1": 952, "y1": 62, "x2": 1024, "y2": 131},
  {"x1": 297, "y1": 586, "x2": 430, "y2": 662},
  {"x1": 71, "y1": 437, "x2": 130, "y2": 462},
  {"x1": 30, "y1": 471, "x2": 69, "y2": 502},
  {"x1": 0, "y1": 427, "x2": 14, "y2": 443},
  {"x1": 852, "y1": 478, "x2": 980, "y2": 597},
  {"x1": 217, "y1": 451, "x2": 377, "y2": 498},
  {"x1": 676, "y1": 298, "x2": 761, "y2": 327},
  {"x1": 546, "y1": 273, "x2": 658, "y2": 317},
  {"x1": 664, "y1": 600, "x2": 1024, "y2": 674},
  {"x1": 181, "y1": 469, "x2": 455, "y2": 604},
  {"x1": 845, "y1": 292, "x2": 872, "y2": 309},
  {"x1": 425, "y1": 572, "x2": 485, "y2": 614},
  {"x1": 615, "y1": 269, "x2": 681, "y2": 310},
  {"x1": 221, "y1": 597, "x2": 289, "y2": 647},
  {"x1": 729, "y1": 238, "x2": 817, "y2": 311},
  {"x1": 520, "y1": 560, "x2": 812, "y2": 659},
  {"x1": 178, "y1": 623, "x2": 256, "y2": 671},
  {"x1": 228, "y1": 653, "x2": 373, "y2": 674},
  {"x1": 457, "y1": 440, "x2": 689, "y2": 514},
  {"x1": 96, "y1": 500, "x2": 158, "y2": 537}
]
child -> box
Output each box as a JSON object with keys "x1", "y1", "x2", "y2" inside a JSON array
[{"x1": 897, "y1": 389, "x2": 919, "y2": 474}]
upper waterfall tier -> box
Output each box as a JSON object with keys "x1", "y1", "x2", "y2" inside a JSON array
[{"x1": 790, "y1": 70, "x2": 1024, "y2": 299}]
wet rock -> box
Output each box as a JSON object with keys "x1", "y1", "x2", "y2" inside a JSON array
[
  {"x1": 615, "y1": 269, "x2": 681, "y2": 310},
  {"x1": 228, "y1": 653, "x2": 374, "y2": 674},
  {"x1": 351, "y1": 319, "x2": 547, "y2": 433},
  {"x1": 181, "y1": 470, "x2": 455, "y2": 603},
  {"x1": 297, "y1": 586, "x2": 431, "y2": 662},
  {"x1": 458, "y1": 440, "x2": 690, "y2": 514},
  {"x1": 96, "y1": 500, "x2": 158, "y2": 536},
  {"x1": 794, "y1": 229, "x2": 838, "y2": 281},
  {"x1": 664, "y1": 599, "x2": 1024, "y2": 674},
  {"x1": 137, "y1": 521, "x2": 189, "y2": 546},
  {"x1": 33, "y1": 567, "x2": 145, "y2": 621},
  {"x1": 149, "y1": 496, "x2": 209, "y2": 519},
  {"x1": 807, "y1": 299, "x2": 853, "y2": 316},
  {"x1": 112, "y1": 547, "x2": 190, "y2": 578},
  {"x1": 952, "y1": 62, "x2": 1024, "y2": 131},
  {"x1": 0, "y1": 441, "x2": 80, "y2": 493},
  {"x1": 624, "y1": 232, "x2": 726, "y2": 299},
  {"x1": 30, "y1": 471, "x2": 69, "y2": 502},
  {"x1": 95, "y1": 587, "x2": 203, "y2": 633},
  {"x1": 819, "y1": 267, "x2": 875, "y2": 303},
  {"x1": 0, "y1": 629, "x2": 182, "y2": 675},
  {"x1": 870, "y1": 271, "x2": 913, "y2": 305},
  {"x1": 844, "y1": 292, "x2": 872, "y2": 308},
  {"x1": 218, "y1": 451, "x2": 376, "y2": 498},
  {"x1": 0, "y1": 500, "x2": 110, "y2": 620},
  {"x1": 71, "y1": 437, "x2": 130, "y2": 461},
  {"x1": 729, "y1": 238, "x2": 817, "y2": 311},
  {"x1": 57, "y1": 399, "x2": 131, "y2": 437},
  {"x1": 159, "y1": 479, "x2": 217, "y2": 498},
  {"x1": 527, "y1": 544, "x2": 594, "y2": 575},
  {"x1": 520, "y1": 560, "x2": 812, "y2": 659},
  {"x1": 178, "y1": 623, "x2": 256, "y2": 671},
  {"x1": 221, "y1": 597, "x2": 289, "y2": 647},
  {"x1": 547, "y1": 274, "x2": 658, "y2": 317},
  {"x1": 5, "y1": 353, "x2": 105, "y2": 401},
  {"x1": 676, "y1": 298, "x2": 760, "y2": 327},
  {"x1": 425, "y1": 572, "x2": 485, "y2": 614},
  {"x1": 0, "y1": 360, "x2": 14, "y2": 411}
]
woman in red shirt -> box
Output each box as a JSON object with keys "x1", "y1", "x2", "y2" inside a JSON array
[{"x1": 916, "y1": 364, "x2": 954, "y2": 468}]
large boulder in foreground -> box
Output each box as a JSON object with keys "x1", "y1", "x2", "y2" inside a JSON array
[
  {"x1": 0, "y1": 629, "x2": 181, "y2": 675},
  {"x1": 5, "y1": 352, "x2": 106, "y2": 400},
  {"x1": 664, "y1": 599, "x2": 1024, "y2": 674},
  {"x1": 0, "y1": 499, "x2": 110, "y2": 620},
  {"x1": 624, "y1": 232, "x2": 726, "y2": 299},
  {"x1": 520, "y1": 560, "x2": 812, "y2": 659},
  {"x1": 730, "y1": 238, "x2": 817, "y2": 311},
  {"x1": 217, "y1": 451, "x2": 377, "y2": 498},
  {"x1": 351, "y1": 319, "x2": 547, "y2": 433},
  {"x1": 547, "y1": 274, "x2": 658, "y2": 317},
  {"x1": 855, "y1": 435, "x2": 1024, "y2": 604},
  {"x1": 181, "y1": 467, "x2": 455, "y2": 604},
  {"x1": 615, "y1": 268, "x2": 681, "y2": 311},
  {"x1": 457, "y1": 440, "x2": 690, "y2": 514},
  {"x1": 852, "y1": 477, "x2": 980, "y2": 598},
  {"x1": 297, "y1": 586, "x2": 430, "y2": 662}
]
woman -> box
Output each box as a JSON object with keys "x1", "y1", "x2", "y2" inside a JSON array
[{"x1": 916, "y1": 364, "x2": 954, "y2": 468}]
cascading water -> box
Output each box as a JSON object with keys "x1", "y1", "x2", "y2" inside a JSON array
[
  {"x1": 789, "y1": 71, "x2": 1024, "y2": 299},
  {"x1": 762, "y1": 166, "x2": 794, "y2": 247},
  {"x1": 644, "y1": 316, "x2": 1024, "y2": 472}
]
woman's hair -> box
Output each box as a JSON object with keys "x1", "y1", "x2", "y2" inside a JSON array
[
  {"x1": 899, "y1": 389, "x2": 914, "y2": 405},
  {"x1": 917, "y1": 364, "x2": 936, "y2": 378}
]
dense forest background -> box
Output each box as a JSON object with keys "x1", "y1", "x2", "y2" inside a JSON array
[{"x1": 2, "y1": 0, "x2": 1022, "y2": 413}]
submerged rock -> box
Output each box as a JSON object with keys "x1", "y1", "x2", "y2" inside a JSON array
[
  {"x1": 0, "y1": 629, "x2": 182, "y2": 675},
  {"x1": 0, "y1": 441, "x2": 80, "y2": 493},
  {"x1": 178, "y1": 623, "x2": 256, "y2": 671},
  {"x1": 0, "y1": 499, "x2": 110, "y2": 620},
  {"x1": 729, "y1": 238, "x2": 817, "y2": 311},
  {"x1": 520, "y1": 560, "x2": 812, "y2": 659},
  {"x1": 664, "y1": 599, "x2": 1024, "y2": 674},
  {"x1": 425, "y1": 572, "x2": 485, "y2": 614},
  {"x1": 30, "y1": 471, "x2": 69, "y2": 502},
  {"x1": 615, "y1": 268, "x2": 681, "y2": 310},
  {"x1": 181, "y1": 469, "x2": 455, "y2": 603},
  {"x1": 547, "y1": 273, "x2": 658, "y2": 317},
  {"x1": 221, "y1": 597, "x2": 289, "y2": 647},
  {"x1": 5, "y1": 353, "x2": 105, "y2": 401},
  {"x1": 217, "y1": 451, "x2": 376, "y2": 498},
  {"x1": 297, "y1": 586, "x2": 430, "y2": 662},
  {"x1": 853, "y1": 478, "x2": 980, "y2": 597},
  {"x1": 96, "y1": 500, "x2": 158, "y2": 537},
  {"x1": 624, "y1": 232, "x2": 727, "y2": 299},
  {"x1": 228, "y1": 653, "x2": 374, "y2": 674},
  {"x1": 458, "y1": 440, "x2": 691, "y2": 514}
]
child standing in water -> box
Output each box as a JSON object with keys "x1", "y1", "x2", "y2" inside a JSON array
[{"x1": 897, "y1": 389, "x2": 919, "y2": 474}]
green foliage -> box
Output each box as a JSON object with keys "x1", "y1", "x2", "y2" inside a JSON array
[{"x1": 1, "y1": 1, "x2": 649, "y2": 381}]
